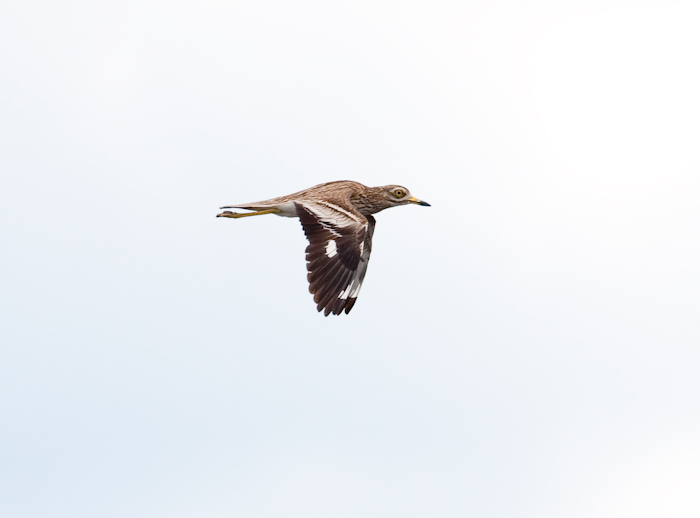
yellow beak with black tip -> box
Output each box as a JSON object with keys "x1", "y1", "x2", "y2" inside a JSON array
[{"x1": 407, "y1": 196, "x2": 431, "y2": 207}]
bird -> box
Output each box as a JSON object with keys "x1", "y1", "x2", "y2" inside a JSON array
[{"x1": 217, "y1": 180, "x2": 430, "y2": 316}]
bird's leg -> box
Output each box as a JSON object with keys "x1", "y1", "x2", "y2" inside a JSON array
[{"x1": 216, "y1": 208, "x2": 281, "y2": 218}]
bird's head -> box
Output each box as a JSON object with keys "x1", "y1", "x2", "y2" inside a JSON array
[{"x1": 376, "y1": 185, "x2": 431, "y2": 209}]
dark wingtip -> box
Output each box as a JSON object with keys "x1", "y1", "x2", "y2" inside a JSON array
[{"x1": 344, "y1": 298, "x2": 357, "y2": 314}]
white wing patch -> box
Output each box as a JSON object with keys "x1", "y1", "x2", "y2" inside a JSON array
[
  {"x1": 338, "y1": 280, "x2": 354, "y2": 300},
  {"x1": 325, "y1": 239, "x2": 338, "y2": 258},
  {"x1": 338, "y1": 278, "x2": 363, "y2": 300},
  {"x1": 317, "y1": 201, "x2": 363, "y2": 224}
]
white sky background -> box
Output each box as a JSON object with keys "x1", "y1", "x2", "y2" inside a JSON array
[{"x1": 1, "y1": 0, "x2": 699, "y2": 516}]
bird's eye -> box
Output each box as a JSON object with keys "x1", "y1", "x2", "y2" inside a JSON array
[{"x1": 394, "y1": 189, "x2": 406, "y2": 198}]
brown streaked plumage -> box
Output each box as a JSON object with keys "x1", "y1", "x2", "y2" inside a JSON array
[{"x1": 217, "y1": 180, "x2": 430, "y2": 316}]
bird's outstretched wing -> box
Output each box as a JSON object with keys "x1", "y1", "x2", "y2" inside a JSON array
[{"x1": 295, "y1": 201, "x2": 375, "y2": 315}]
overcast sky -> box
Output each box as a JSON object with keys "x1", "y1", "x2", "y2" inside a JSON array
[{"x1": 1, "y1": 1, "x2": 699, "y2": 517}]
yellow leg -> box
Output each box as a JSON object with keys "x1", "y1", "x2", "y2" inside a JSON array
[{"x1": 217, "y1": 208, "x2": 281, "y2": 218}]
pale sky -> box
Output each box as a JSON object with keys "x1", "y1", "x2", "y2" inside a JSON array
[{"x1": 1, "y1": 1, "x2": 699, "y2": 517}]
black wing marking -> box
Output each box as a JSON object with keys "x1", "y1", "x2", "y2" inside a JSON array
[{"x1": 295, "y1": 202, "x2": 375, "y2": 316}]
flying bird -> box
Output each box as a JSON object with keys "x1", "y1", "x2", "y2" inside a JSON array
[{"x1": 217, "y1": 180, "x2": 430, "y2": 316}]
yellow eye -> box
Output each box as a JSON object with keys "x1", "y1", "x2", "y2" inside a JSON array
[{"x1": 394, "y1": 189, "x2": 406, "y2": 198}]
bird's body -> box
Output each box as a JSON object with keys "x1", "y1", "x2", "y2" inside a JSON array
[{"x1": 217, "y1": 181, "x2": 430, "y2": 316}]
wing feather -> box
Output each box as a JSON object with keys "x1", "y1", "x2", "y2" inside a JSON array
[{"x1": 296, "y1": 202, "x2": 375, "y2": 316}]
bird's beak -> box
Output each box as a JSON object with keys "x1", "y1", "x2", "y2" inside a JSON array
[{"x1": 407, "y1": 196, "x2": 431, "y2": 207}]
